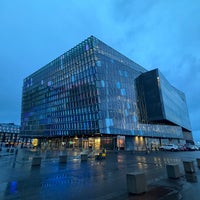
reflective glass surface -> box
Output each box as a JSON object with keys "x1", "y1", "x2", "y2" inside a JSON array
[
  {"x1": 21, "y1": 37, "x2": 98, "y2": 137},
  {"x1": 159, "y1": 71, "x2": 191, "y2": 131},
  {"x1": 21, "y1": 36, "x2": 191, "y2": 139},
  {"x1": 135, "y1": 69, "x2": 191, "y2": 132}
]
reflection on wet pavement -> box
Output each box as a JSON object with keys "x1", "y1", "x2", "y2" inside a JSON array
[{"x1": 1, "y1": 149, "x2": 200, "y2": 199}]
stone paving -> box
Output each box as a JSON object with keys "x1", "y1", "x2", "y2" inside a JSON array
[{"x1": 1, "y1": 148, "x2": 200, "y2": 200}]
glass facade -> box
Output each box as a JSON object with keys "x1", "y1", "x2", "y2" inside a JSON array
[
  {"x1": 159, "y1": 70, "x2": 191, "y2": 131},
  {"x1": 21, "y1": 36, "x2": 192, "y2": 146},
  {"x1": 93, "y1": 37, "x2": 146, "y2": 135},
  {"x1": 21, "y1": 37, "x2": 98, "y2": 137},
  {"x1": 135, "y1": 69, "x2": 191, "y2": 132},
  {"x1": 135, "y1": 69, "x2": 163, "y2": 122}
]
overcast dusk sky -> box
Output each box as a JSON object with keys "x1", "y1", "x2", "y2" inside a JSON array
[{"x1": 0, "y1": 0, "x2": 200, "y2": 141}]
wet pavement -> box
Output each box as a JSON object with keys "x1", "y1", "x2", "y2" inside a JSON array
[{"x1": 1, "y1": 148, "x2": 200, "y2": 200}]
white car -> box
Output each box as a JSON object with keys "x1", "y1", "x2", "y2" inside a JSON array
[
  {"x1": 159, "y1": 144, "x2": 179, "y2": 151},
  {"x1": 186, "y1": 144, "x2": 199, "y2": 151}
]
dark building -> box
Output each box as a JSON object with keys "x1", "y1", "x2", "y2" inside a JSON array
[
  {"x1": 21, "y1": 36, "x2": 192, "y2": 150},
  {"x1": 0, "y1": 123, "x2": 20, "y2": 146},
  {"x1": 135, "y1": 69, "x2": 192, "y2": 142}
]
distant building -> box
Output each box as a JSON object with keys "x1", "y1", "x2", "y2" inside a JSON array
[
  {"x1": 21, "y1": 36, "x2": 192, "y2": 150},
  {"x1": 0, "y1": 123, "x2": 20, "y2": 146}
]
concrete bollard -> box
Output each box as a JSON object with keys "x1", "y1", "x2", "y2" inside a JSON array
[
  {"x1": 196, "y1": 158, "x2": 200, "y2": 168},
  {"x1": 166, "y1": 164, "x2": 180, "y2": 179},
  {"x1": 126, "y1": 172, "x2": 147, "y2": 194},
  {"x1": 32, "y1": 156, "x2": 42, "y2": 166},
  {"x1": 81, "y1": 154, "x2": 88, "y2": 161},
  {"x1": 183, "y1": 160, "x2": 195, "y2": 173},
  {"x1": 59, "y1": 155, "x2": 67, "y2": 163}
]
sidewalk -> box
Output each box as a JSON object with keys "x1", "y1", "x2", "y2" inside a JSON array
[{"x1": 0, "y1": 149, "x2": 200, "y2": 199}]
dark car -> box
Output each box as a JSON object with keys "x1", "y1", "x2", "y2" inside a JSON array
[{"x1": 178, "y1": 145, "x2": 187, "y2": 151}]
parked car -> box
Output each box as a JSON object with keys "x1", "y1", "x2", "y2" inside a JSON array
[
  {"x1": 159, "y1": 144, "x2": 179, "y2": 151},
  {"x1": 195, "y1": 144, "x2": 200, "y2": 150},
  {"x1": 185, "y1": 144, "x2": 199, "y2": 151},
  {"x1": 178, "y1": 145, "x2": 187, "y2": 151}
]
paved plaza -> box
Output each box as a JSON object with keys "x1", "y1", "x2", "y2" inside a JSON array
[{"x1": 0, "y1": 148, "x2": 200, "y2": 200}]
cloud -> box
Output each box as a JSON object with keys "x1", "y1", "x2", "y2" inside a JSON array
[
  {"x1": 0, "y1": 0, "x2": 199, "y2": 141},
  {"x1": 108, "y1": 0, "x2": 200, "y2": 138}
]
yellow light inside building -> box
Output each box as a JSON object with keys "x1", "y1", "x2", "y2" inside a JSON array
[
  {"x1": 32, "y1": 138, "x2": 38, "y2": 147},
  {"x1": 135, "y1": 136, "x2": 139, "y2": 144}
]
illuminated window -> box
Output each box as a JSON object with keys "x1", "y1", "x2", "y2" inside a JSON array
[
  {"x1": 101, "y1": 80, "x2": 105, "y2": 87},
  {"x1": 96, "y1": 61, "x2": 101, "y2": 67},
  {"x1": 116, "y1": 81, "x2": 121, "y2": 89},
  {"x1": 120, "y1": 88, "x2": 126, "y2": 96}
]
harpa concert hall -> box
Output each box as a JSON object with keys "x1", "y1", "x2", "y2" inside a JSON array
[{"x1": 21, "y1": 36, "x2": 193, "y2": 150}]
